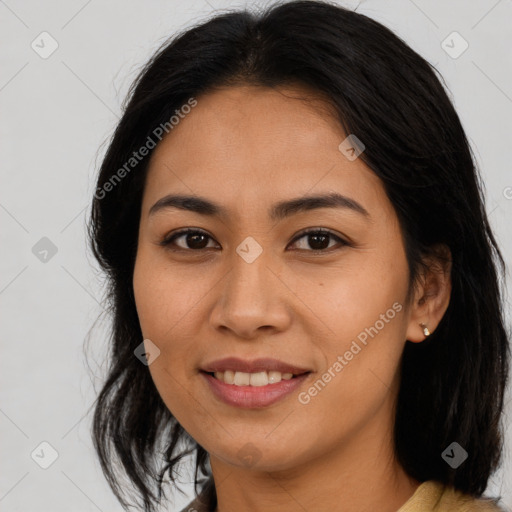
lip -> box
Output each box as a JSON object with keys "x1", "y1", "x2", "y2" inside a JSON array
[
  {"x1": 201, "y1": 371, "x2": 311, "y2": 409},
  {"x1": 201, "y1": 357, "x2": 311, "y2": 375}
]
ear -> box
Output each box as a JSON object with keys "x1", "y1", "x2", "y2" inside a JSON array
[{"x1": 405, "y1": 244, "x2": 452, "y2": 343}]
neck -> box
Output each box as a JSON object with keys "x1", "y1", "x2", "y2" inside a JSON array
[{"x1": 209, "y1": 400, "x2": 420, "y2": 512}]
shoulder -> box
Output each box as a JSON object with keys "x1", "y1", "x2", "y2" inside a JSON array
[
  {"x1": 398, "y1": 480, "x2": 507, "y2": 512},
  {"x1": 438, "y1": 484, "x2": 507, "y2": 512}
]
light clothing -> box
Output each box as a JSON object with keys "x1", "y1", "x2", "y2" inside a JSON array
[
  {"x1": 396, "y1": 480, "x2": 505, "y2": 511},
  {"x1": 179, "y1": 479, "x2": 507, "y2": 512}
]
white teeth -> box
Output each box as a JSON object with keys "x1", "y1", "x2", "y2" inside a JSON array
[
  {"x1": 249, "y1": 371, "x2": 268, "y2": 387},
  {"x1": 268, "y1": 371, "x2": 281, "y2": 384},
  {"x1": 234, "y1": 371, "x2": 250, "y2": 386},
  {"x1": 211, "y1": 370, "x2": 298, "y2": 386}
]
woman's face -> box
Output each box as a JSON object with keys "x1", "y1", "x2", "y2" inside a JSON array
[{"x1": 133, "y1": 85, "x2": 424, "y2": 472}]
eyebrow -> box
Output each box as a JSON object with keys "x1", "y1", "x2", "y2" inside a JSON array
[{"x1": 148, "y1": 192, "x2": 370, "y2": 221}]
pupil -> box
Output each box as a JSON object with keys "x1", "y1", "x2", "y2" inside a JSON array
[
  {"x1": 309, "y1": 234, "x2": 329, "y2": 250},
  {"x1": 188, "y1": 233, "x2": 208, "y2": 249}
]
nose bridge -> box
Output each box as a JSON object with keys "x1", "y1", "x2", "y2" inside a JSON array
[
  {"x1": 225, "y1": 243, "x2": 276, "y2": 306},
  {"x1": 211, "y1": 241, "x2": 290, "y2": 336}
]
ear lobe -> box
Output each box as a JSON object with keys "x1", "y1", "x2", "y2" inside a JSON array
[{"x1": 405, "y1": 244, "x2": 452, "y2": 343}]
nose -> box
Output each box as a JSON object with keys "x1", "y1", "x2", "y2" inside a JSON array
[{"x1": 210, "y1": 247, "x2": 292, "y2": 340}]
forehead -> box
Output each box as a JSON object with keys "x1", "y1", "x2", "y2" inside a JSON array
[
  {"x1": 142, "y1": 85, "x2": 387, "y2": 219},
  {"x1": 151, "y1": 84, "x2": 344, "y2": 159}
]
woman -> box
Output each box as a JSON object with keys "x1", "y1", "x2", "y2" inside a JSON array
[{"x1": 88, "y1": 1, "x2": 510, "y2": 511}]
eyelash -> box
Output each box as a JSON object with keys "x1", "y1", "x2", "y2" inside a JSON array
[{"x1": 159, "y1": 228, "x2": 350, "y2": 253}]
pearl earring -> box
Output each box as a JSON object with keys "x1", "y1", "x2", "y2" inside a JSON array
[{"x1": 419, "y1": 323, "x2": 431, "y2": 337}]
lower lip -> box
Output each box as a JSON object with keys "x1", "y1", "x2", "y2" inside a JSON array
[{"x1": 201, "y1": 371, "x2": 311, "y2": 409}]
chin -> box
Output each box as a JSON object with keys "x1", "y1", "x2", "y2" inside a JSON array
[{"x1": 208, "y1": 438, "x2": 305, "y2": 472}]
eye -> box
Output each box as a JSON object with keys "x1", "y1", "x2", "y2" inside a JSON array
[
  {"x1": 288, "y1": 228, "x2": 348, "y2": 252},
  {"x1": 159, "y1": 228, "x2": 219, "y2": 251},
  {"x1": 159, "y1": 227, "x2": 349, "y2": 253}
]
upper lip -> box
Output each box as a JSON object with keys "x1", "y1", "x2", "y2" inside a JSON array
[{"x1": 201, "y1": 357, "x2": 311, "y2": 375}]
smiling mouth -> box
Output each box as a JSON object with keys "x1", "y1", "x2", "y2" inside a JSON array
[{"x1": 202, "y1": 370, "x2": 310, "y2": 386}]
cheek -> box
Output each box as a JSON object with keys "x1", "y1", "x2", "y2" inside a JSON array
[
  {"x1": 133, "y1": 250, "x2": 204, "y2": 342},
  {"x1": 293, "y1": 248, "x2": 409, "y2": 411},
  {"x1": 132, "y1": 258, "x2": 197, "y2": 423},
  {"x1": 132, "y1": 251, "x2": 216, "y2": 404},
  {"x1": 132, "y1": 255, "x2": 192, "y2": 398},
  {"x1": 302, "y1": 255, "x2": 409, "y2": 345}
]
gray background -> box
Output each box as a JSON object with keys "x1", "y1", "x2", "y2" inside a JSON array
[{"x1": 1, "y1": 0, "x2": 511, "y2": 510}]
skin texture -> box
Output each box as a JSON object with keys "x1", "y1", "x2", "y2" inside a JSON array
[{"x1": 132, "y1": 85, "x2": 452, "y2": 512}]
